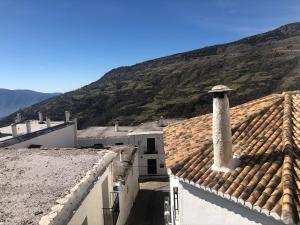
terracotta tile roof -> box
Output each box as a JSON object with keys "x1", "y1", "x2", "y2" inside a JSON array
[{"x1": 164, "y1": 91, "x2": 300, "y2": 224}]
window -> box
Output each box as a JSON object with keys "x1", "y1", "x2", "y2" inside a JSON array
[
  {"x1": 146, "y1": 138, "x2": 156, "y2": 154},
  {"x1": 28, "y1": 144, "x2": 42, "y2": 149},
  {"x1": 173, "y1": 187, "x2": 179, "y2": 217},
  {"x1": 94, "y1": 143, "x2": 104, "y2": 149},
  {"x1": 115, "y1": 142, "x2": 124, "y2": 145},
  {"x1": 160, "y1": 163, "x2": 164, "y2": 168}
]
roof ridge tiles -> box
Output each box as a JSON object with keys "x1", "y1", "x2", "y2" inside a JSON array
[{"x1": 281, "y1": 93, "x2": 298, "y2": 224}]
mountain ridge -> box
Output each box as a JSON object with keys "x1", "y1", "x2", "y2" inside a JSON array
[
  {"x1": 0, "y1": 89, "x2": 60, "y2": 118},
  {"x1": 0, "y1": 22, "x2": 299, "y2": 128}
]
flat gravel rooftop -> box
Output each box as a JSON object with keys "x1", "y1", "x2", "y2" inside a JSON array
[{"x1": 0, "y1": 148, "x2": 112, "y2": 225}]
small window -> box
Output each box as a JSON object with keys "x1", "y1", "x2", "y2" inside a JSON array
[
  {"x1": 173, "y1": 187, "x2": 179, "y2": 216},
  {"x1": 146, "y1": 138, "x2": 156, "y2": 154},
  {"x1": 115, "y1": 142, "x2": 124, "y2": 145},
  {"x1": 160, "y1": 164, "x2": 164, "y2": 168},
  {"x1": 94, "y1": 143, "x2": 104, "y2": 149},
  {"x1": 28, "y1": 144, "x2": 42, "y2": 149}
]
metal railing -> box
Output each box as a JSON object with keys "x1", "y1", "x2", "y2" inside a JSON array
[{"x1": 103, "y1": 192, "x2": 120, "y2": 225}]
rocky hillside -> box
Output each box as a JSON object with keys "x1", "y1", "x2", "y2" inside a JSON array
[
  {"x1": 1, "y1": 22, "x2": 300, "y2": 128},
  {"x1": 0, "y1": 89, "x2": 60, "y2": 118}
]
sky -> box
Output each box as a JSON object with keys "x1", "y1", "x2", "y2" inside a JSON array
[{"x1": 0, "y1": 0, "x2": 299, "y2": 93}]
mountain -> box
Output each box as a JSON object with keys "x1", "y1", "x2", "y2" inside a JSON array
[
  {"x1": 0, "y1": 89, "x2": 60, "y2": 118},
  {"x1": 0, "y1": 22, "x2": 300, "y2": 128}
]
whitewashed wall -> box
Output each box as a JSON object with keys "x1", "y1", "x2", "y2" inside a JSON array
[
  {"x1": 116, "y1": 152, "x2": 139, "y2": 225},
  {"x1": 78, "y1": 137, "x2": 130, "y2": 147},
  {"x1": 11, "y1": 124, "x2": 76, "y2": 148},
  {"x1": 67, "y1": 163, "x2": 114, "y2": 225},
  {"x1": 169, "y1": 173, "x2": 180, "y2": 225},
  {"x1": 169, "y1": 176, "x2": 284, "y2": 225},
  {"x1": 129, "y1": 132, "x2": 167, "y2": 176}
]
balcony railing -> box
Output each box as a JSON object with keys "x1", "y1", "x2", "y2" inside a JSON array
[
  {"x1": 144, "y1": 150, "x2": 158, "y2": 154},
  {"x1": 103, "y1": 192, "x2": 120, "y2": 225}
]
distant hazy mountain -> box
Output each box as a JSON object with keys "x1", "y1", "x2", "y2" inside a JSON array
[
  {"x1": 0, "y1": 22, "x2": 299, "y2": 128},
  {"x1": 0, "y1": 89, "x2": 60, "y2": 118}
]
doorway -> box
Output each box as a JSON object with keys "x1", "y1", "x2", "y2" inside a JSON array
[{"x1": 147, "y1": 159, "x2": 157, "y2": 174}]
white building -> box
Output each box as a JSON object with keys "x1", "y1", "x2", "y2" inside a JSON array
[
  {"x1": 164, "y1": 87, "x2": 300, "y2": 225},
  {"x1": 78, "y1": 119, "x2": 179, "y2": 177},
  {"x1": 0, "y1": 146, "x2": 139, "y2": 225},
  {"x1": 0, "y1": 111, "x2": 77, "y2": 148}
]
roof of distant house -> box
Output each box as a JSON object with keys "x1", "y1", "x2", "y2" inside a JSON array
[
  {"x1": 0, "y1": 120, "x2": 64, "y2": 142},
  {"x1": 0, "y1": 148, "x2": 116, "y2": 225},
  {"x1": 78, "y1": 119, "x2": 182, "y2": 138},
  {"x1": 129, "y1": 119, "x2": 182, "y2": 134},
  {"x1": 0, "y1": 120, "x2": 73, "y2": 148},
  {"x1": 77, "y1": 126, "x2": 136, "y2": 139},
  {"x1": 164, "y1": 91, "x2": 300, "y2": 225}
]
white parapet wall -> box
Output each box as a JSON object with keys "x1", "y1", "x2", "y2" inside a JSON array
[
  {"x1": 40, "y1": 151, "x2": 116, "y2": 225},
  {"x1": 116, "y1": 151, "x2": 139, "y2": 225},
  {"x1": 10, "y1": 124, "x2": 77, "y2": 148}
]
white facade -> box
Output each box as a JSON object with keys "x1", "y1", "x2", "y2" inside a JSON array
[
  {"x1": 129, "y1": 131, "x2": 167, "y2": 176},
  {"x1": 78, "y1": 130, "x2": 167, "y2": 177},
  {"x1": 67, "y1": 163, "x2": 114, "y2": 225},
  {"x1": 168, "y1": 175, "x2": 284, "y2": 225},
  {"x1": 66, "y1": 150, "x2": 139, "y2": 225},
  {"x1": 78, "y1": 137, "x2": 130, "y2": 147},
  {"x1": 10, "y1": 124, "x2": 77, "y2": 148}
]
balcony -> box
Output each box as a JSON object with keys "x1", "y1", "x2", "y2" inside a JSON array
[
  {"x1": 103, "y1": 192, "x2": 120, "y2": 225},
  {"x1": 144, "y1": 150, "x2": 158, "y2": 154}
]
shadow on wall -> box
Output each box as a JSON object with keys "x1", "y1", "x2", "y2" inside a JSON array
[{"x1": 183, "y1": 182, "x2": 283, "y2": 225}]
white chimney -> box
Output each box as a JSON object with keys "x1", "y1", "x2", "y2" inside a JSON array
[
  {"x1": 65, "y1": 111, "x2": 70, "y2": 122},
  {"x1": 26, "y1": 120, "x2": 31, "y2": 133},
  {"x1": 11, "y1": 123, "x2": 17, "y2": 137},
  {"x1": 158, "y1": 116, "x2": 165, "y2": 127},
  {"x1": 209, "y1": 85, "x2": 236, "y2": 172},
  {"x1": 38, "y1": 112, "x2": 43, "y2": 123},
  {"x1": 73, "y1": 118, "x2": 78, "y2": 147},
  {"x1": 46, "y1": 117, "x2": 51, "y2": 128},
  {"x1": 15, "y1": 113, "x2": 22, "y2": 123},
  {"x1": 115, "y1": 121, "x2": 119, "y2": 132}
]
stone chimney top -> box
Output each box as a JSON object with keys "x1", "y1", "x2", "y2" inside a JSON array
[
  {"x1": 158, "y1": 116, "x2": 165, "y2": 127},
  {"x1": 209, "y1": 85, "x2": 237, "y2": 172},
  {"x1": 11, "y1": 123, "x2": 17, "y2": 137},
  {"x1": 209, "y1": 85, "x2": 232, "y2": 93},
  {"x1": 115, "y1": 121, "x2": 119, "y2": 132},
  {"x1": 65, "y1": 111, "x2": 71, "y2": 122},
  {"x1": 15, "y1": 113, "x2": 22, "y2": 123},
  {"x1": 26, "y1": 120, "x2": 31, "y2": 134},
  {"x1": 38, "y1": 112, "x2": 43, "y2": 124},
  {"x1": 46, "y1": 117, "x2": 51, "y2": 128}
]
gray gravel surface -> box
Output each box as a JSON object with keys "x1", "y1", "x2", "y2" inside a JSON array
[{"x1": 0, "y1": 148, "x2": 106, "y2": 225}]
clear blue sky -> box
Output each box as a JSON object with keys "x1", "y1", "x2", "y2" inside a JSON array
[{"x1": 0, "y1": 0, "x2": 299, "y2": 93}]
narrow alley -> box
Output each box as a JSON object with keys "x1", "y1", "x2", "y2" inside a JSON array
[{"x1": 125, "y1": 178, "x2": 169, "y2": 225}]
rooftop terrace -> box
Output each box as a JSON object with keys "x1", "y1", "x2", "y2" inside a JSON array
[{"x1": 0, "y1": 148, "x2": 116, "y2": 225}]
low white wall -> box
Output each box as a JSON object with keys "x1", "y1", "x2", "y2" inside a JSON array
[
  {"x1": 169, "y1": 176, "x2": 284, "y2": 225},
  {"x1": 169, "y1": 174, "x2": 180, "y2": 225},
  {"x1": 67, "y1": 164, "x2": 114, "y2": 225},
  {"x1": 116, "y1": 152, "x2": 139, "y2": 225},
  {"x1": 11, "y1": 124, "x2": 76, "y2": 148}
]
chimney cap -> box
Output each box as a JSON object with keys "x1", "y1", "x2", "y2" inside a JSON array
[{"x1": 209, "y1": 85, "x2": 232, "y2": 93}]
